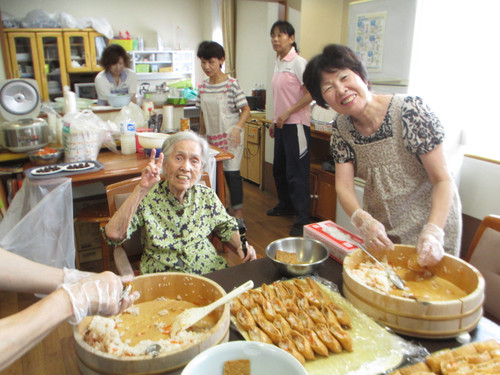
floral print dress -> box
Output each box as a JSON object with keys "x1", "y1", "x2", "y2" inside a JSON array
[
  {"x1": 330, "y1": 95, "x2": 461, "y2": 255},
  {"x1": 104, "y1": 181, "x2": 238, "y2": 274}
]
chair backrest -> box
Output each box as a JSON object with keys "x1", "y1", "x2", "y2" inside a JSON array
[{"x1": 465, "y1": 214, "x2": 500, "y2": 321}]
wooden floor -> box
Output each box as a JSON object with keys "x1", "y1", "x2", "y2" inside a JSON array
[{"x1": 0, "y1": 181, "x2": 295, "y2": 375}]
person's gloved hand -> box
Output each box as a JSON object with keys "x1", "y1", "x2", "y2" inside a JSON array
[
  {"x1": 63, "y1": 267, "x2": 94, "y2": 284},
  {"x1": 61, "y1": 271, "x2": 140, "y2": 324},
  {"x1": 417, "y1": 223, "x2": 445, "y2": 267},
  {"x1": 351, "y1": 209, "x2": 394, "y2": 252},
  {"x1": 228, "y1": 126, "x2": 243, "y2": 148}
]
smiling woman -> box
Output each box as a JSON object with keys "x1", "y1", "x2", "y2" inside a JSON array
[{"x1": 103, "y1": 131, "x2": 257, "y2": 276}]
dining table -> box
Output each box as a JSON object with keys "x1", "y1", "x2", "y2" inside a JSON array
[
  {"x1": 25, "y1": 145, "x2": 234, "y2": 207},
  {"x1": 204, "y1": 256, "x2": 500, "y2": 371}
]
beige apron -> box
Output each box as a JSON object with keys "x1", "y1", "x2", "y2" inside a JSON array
[
  {"x1": 336, "y1": 95, "x2": 461, "y2": 256},
  {"x1": 199, "y1": 79, "x2": 243, "y2": 172}
]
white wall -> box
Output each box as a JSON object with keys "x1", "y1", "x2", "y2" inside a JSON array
[{"x1": 0, "y1": 0, "x2": 213, "y2": 86}]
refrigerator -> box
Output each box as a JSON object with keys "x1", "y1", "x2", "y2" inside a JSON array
[{"x1": 347, "y1": 0, "x2": 420, "y2": 94}]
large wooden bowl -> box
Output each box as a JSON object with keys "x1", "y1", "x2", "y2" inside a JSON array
[
  {"x1": 73, "y1": 272, "x2": 230, "y2": 375},
  {"x1": 343, "y1": 245, "x2": 485, "y2": 339}
]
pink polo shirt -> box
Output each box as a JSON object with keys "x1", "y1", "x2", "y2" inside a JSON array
[{"x1": 271, "y1": 47, "x2": 310, "y2": 126}]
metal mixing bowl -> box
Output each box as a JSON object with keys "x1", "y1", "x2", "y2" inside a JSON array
[
  {"x1": 266, "y1": 237, "x2": 329, "y2": 277},
  {"x1": 27, "y1": 147, "x2": 63, "y2": 166}
]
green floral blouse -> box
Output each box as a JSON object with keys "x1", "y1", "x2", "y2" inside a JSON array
[{"x1": 103, "y1": 180, "x2": 238, "y2": 275}]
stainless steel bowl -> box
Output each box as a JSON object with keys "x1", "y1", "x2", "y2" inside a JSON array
[
  {"x1": 27, "y1": 147, "x2": 63, "y2": 165},
  {"x1": 266, "y1": 237, "x2": 329, "y2": 277}
]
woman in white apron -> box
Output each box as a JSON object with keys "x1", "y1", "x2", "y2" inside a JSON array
[
  {"x1": 303, "y1": 44, "x2": 462, "y2": 268},
  {"x1": 196, "y1": 41, "x2": 250, "y2": 219}
]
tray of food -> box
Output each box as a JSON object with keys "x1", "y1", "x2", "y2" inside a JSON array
[
  {"x1": 26, "y1": 160, "x2": 104, "y2": 180},
  {"x1": 390, "y1": 339, "x2": 500, "y2": 374},
  {"x1": 230, "y1": 277, "x2": 422, "y2": 375}
]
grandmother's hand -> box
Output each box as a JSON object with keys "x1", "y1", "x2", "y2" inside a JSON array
[
  {"x1": 238, "y1": 244, "x2": 257, "y2": 262},
  {"x1": 417, "y1": 223, "x2": 445, "y2": 267},
  {"x1": 351, "y1": 209, "x2": 394, "y2": 252},
  {"x1": 141, "y1": 149, "x2": 164, "y2": 190},
  {"x1": 61, "y1": 272, "x2": 140, "y2": 324}
]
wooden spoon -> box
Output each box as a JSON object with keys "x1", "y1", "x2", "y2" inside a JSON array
[{"x1": 171, "y1": 280, "x2": 254, "y2": 334}]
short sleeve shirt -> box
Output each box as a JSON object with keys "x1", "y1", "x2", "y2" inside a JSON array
[
  {"x1": 95, "y1": 68, "x2": 137, "y2": 105},
  {"x1": 271, "y1": 47, "x2": 310, "y2": 125},
  {"x1": 103, "y1": 181, "x2": 238, "y2": 275},
  {"x1": 330, "y1": 96, "x2": 445, "y2": 163}
]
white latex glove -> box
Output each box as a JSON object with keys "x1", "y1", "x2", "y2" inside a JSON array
[
  {"x1": 351, "y1": 209, "x2": 394, "y2": 252},
  {"x1": 228, "y1": 125, "x2": 243, "y2": 148},
  {"x1": 61, "y1": 272, "x2": 139, "y2": 324},
  {"x1": 417, "y1": 223, "x2": 445, "y2": 267},
  {"x1": 63, "y1": 267, "x2": 94, "y2": 284}
]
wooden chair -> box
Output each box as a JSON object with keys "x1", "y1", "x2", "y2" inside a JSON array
[
  {"x1": 105, "y1": 172, "x2": 230, "y2": 276},
  {"x1": 464, "y1": 214, "x2": 500, "y2": 321},
  {"x1": 74, "y1": 201, "x2": 111, "y2": 270}
]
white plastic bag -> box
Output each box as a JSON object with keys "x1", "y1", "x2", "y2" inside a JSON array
[
  {"x1": 0, "y1": 178, "x2": 75, "y2": 268},
  {"x1": 62, "y1": 109, "x2": 119, "y2": 162},
  {"x1": 21, "y1": 9, "x2": 60, "y2": 28},
  {"x1": 113, "y1": 102, "x2": 148, "y2": 129}
]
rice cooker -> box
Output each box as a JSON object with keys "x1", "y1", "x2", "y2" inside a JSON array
[{"x1": 0, "y1": 79, "x2": 49, "y2": 152}]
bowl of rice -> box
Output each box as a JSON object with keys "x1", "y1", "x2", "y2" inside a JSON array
[
  {"x1": 342, "y1": 245, "x2": 485, "y2": 339},
  {"x1": 73, "y1": 272, "x2": 231, "y2": 375}
]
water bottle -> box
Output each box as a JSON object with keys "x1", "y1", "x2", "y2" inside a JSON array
[{"x1": 120, "y1": 120, "x2": 136, "y2": 155}]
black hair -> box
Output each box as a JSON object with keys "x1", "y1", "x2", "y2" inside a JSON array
[
  {"x1": 270, "y1": 20, "x2": 298, "y2": 52},
  {"x1": 100, "y1": 44, "x2": 130, "y2": 70},
  {"x1": 303, "y1": 44, "x2": 369, "y2": 108},
  {"x1": 197, "y1": 41, "x2": 225, "y2": 60}
]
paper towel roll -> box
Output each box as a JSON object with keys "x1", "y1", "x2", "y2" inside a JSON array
[{"x1": 162, "y1": 105, "x2": 175, "y2": 132}]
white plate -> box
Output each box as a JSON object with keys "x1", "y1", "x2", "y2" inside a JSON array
[
  {"x1": 31, "y1": 166, "x2": 64, "y2": 175},
  {"x1": 181, "y1": 341, "x2": 307, "y2": 375},
  {"x1": 63, "y1": 162, "x2": 95, "y2": 172}
]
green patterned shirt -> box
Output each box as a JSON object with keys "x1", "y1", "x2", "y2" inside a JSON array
[{"x1": 103, "y1": 180, "x2": 237, "y2": 275}]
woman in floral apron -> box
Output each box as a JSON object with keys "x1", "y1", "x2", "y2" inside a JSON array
[
  {"x1": 303, "y1": 44, "x2": 461, "y2": 268},
  {"x1": 196, "y1": 41, "x2": 250, "y2": 220}
]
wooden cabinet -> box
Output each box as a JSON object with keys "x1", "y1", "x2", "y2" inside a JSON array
[
  {"x1": 63, "y1": 30, "x2": 106, "y2": 72},
  {"x1": 309, "y1": 130, "x2": 336, "y2": 221},
  {"x1": 241, "y1": 118, "x2": 265, "y2": 186},
  {"x1": 310, "y1": 163, "x2": 336, "y2": 221},
  {"x1": 4, "y1": 28, "x2": 106, "y2": 101}
]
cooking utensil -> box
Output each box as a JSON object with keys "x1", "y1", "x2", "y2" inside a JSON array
[
  {"x1": 355, "y1": 241, "x2": 406, "y2": 290},
  {"x1": 266, "y1": 237, "x2": 329, "y2": 277},
  {"x1": 171, "y1": 280, "x2": 254, "y2": 334}
]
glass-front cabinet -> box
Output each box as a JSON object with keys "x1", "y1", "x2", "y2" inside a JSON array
[
  {"x1": 36, "y1": 32, "x2": 68, "y2": 101},
  {"x1": 6, "y1": 30, "x2": 68, "y2": 101},
  {"x1": 63, "y1": 30, "x2": 106, "y2": 72},
  {"x1": 5, "y1": 28, "x2": 106, "y2": 102}
]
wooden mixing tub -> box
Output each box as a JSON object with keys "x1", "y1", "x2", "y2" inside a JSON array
[
  {"x1": 73, "y1": 272, "x2": 230, "y2": 374},
  {"x1": 343, "y1": 245, "x2": 485, "y2": 339}
]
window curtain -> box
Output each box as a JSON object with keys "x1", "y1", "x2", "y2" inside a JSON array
[{"x1": 221, "y1": 0, "x2": 236, "y2": 77}]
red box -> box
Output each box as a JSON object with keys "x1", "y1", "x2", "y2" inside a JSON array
[{"x1": 304, "y1": 221, "x2": 364, "y2": 263}]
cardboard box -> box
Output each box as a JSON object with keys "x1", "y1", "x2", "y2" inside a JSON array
[
  {"x1": 78, "y1": 247, "x2": 102, "y2": 264},
  {"x1": 304, "y1": 221, "x2": 364, "y2": 263},
  {"x1": 74, "y1": 221, "x2": 102, "y2": 251}
]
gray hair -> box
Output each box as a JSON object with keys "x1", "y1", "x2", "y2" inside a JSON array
[{"x1": 161, "y1": 131, "x2": 210, "y2": 167}]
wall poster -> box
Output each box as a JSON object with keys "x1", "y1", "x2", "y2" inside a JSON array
[{"x1": 354, "y1": 12, "x2": 387, "y2": 72}]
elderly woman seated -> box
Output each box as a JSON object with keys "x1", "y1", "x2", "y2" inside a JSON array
[{"x1": 104, "y1": 131, "x2": 257, "y2": 276}]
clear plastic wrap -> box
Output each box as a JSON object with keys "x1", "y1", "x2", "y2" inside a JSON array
[
  {"x1": 0, "y1": 178, "x2": 75, "y2": 268},
  {"x1": 230, "y1": 275, "x2": 429, "y2": 375}
]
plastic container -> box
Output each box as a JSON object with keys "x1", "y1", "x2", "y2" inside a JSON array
[{"x1": 120, "y1": 134, "x2": 136, "y2": 155}]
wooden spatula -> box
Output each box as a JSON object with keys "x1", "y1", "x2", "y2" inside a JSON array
[{"x1": 171, "y1": 280, "x2": 254, "y2": 334}]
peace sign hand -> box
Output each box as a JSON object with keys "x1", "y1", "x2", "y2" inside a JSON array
[{"x1": 140, "y1": 149, "x2": 164, "y2": 190}]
